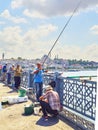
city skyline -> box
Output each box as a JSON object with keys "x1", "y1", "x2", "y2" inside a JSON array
[{"x1": 0, "y1": 0, "x2": 98, "y2": 61}]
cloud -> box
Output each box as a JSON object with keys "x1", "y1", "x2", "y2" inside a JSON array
[
  {"x1": 23, "y1": 24, "x2": 57, "y2": 42},
  {"x1": 82, "y1": 43, "x2": 98, "y2": 61},
  {"x1": 0, "y1": 10, "x2": 27, "y2": 24},
  {"x1": 52, "y1": 43, "x2": 98, "y2": 61},
  {"x1": 0, "y1": 25, "x2": 98, "y2": 61},
  {"x1": 90, "y1": 25, "x2": 98, "y2": 35},
  {"x1": 0, "y1": 21, "x2": 5, "y2": 25},
  {"x1": 11, "y1": 0, "x2": 23, "y2": 9},
  {"x1": 23, "y1": 9, "x2": 47, "y2": 19},
  {"x1": 0, "y1": 26, "x2": 23, "y2": 47},
  {"x1": 11, "y1": 0, "x2": 98, "y2": 18},
  {"x1": 0, "y1": 24, "x2": 57, "y2": 59}
]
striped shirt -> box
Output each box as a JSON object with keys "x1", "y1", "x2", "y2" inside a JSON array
[{"x1": 43, "y1": 90, "x2": 60, "y2": 111}]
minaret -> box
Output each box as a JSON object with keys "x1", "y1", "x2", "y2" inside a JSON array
[{"x1": 2, "y1": 53, "x2": 4, "y2": 60}]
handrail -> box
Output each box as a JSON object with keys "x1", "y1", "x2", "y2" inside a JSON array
[{"x1": 66, "y1": 75, "x2": 97, "y2": 78}]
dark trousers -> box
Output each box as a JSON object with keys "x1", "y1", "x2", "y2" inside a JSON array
[
  {"x1": 14, "y1": 76, "x2": 21, "y2": 89},
  {"x1": 40, "y1": 100, "x2": 58, "y2": 116},
  {"x1": 7, "y1": 73, "x2": 11, "y2": 84}
]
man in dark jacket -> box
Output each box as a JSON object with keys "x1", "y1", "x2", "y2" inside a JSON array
[{"x1": 2, "y1": 64, "x2": 7, "y2": 81}]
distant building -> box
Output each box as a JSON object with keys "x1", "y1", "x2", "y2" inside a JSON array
[
  {"x1": 2, "y1": 53, "x2": 4, "y2": 60},
  {"x1": 69, "y1": 64, "x2": 84, "y2": 69}
]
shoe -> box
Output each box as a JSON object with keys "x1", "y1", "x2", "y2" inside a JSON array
[
  {"x1": 53, "y1": 112, "x2": 59, "y2": 117},
  {"x1": 42, "y1": 115, "x2": 48, "y2": 119},
  {"x1": 44, "y1": 116, "x2": 48, "y2": 119}
]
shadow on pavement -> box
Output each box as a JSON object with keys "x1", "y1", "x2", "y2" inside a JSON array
[
  {"x1": 59, "y1": 115, "x2": 85, "y2": 130},
  {"x1": 7, "y1": 90, "x2": 16, "y2": 93},
  {"x1": 36, "y1": 116, "x2": 59, "y2": 126}
]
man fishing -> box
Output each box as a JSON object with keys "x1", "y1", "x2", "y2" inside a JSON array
[{"x1": 33, "y1": 63, "x2": 47, "y2": 102}]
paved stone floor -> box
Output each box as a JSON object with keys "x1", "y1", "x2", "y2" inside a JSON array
[{"x1": 0, "y1": 82, "x2": 83, "y2": 130}]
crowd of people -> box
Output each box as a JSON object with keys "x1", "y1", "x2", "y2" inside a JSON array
[
  {"x1": 0, "y1": 63, "x2": 22, "y2": 91},
  {"x1": 0, "y1": 62, "x2": 61, "y2": 120}
]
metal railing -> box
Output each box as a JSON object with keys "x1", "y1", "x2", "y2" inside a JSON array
[{"x1": 3, "y1": 71, "x2": 97, "y2": 130}]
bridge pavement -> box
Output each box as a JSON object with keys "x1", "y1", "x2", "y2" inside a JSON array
[{"x1": 0, "y1": 83, "x2": 81, "y2": 130}]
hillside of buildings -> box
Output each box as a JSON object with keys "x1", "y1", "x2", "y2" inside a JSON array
[{"x1": 0, "y1": 55, "x2": 98, "y2": 71}]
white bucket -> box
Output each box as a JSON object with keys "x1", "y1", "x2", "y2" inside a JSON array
[
  {"x1": 0, "y1": 102, "x2": 2, "y2": 110},
  {"x1": 8, "y1": 97, "x2": 18, "y2": 104},
  {"x1": 8, "y1": 96, "x2": 28, "y2": 104},
  {"x1": 18, "y1": 96, "x2": 28, "y2": 103},
  {"x1": 34, "y1": 107, "x2": 39, "y2": 115}
]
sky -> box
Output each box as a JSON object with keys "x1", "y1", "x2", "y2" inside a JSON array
[{"x1": 0, "y1": 0, "x2": 98, "y2": 61}]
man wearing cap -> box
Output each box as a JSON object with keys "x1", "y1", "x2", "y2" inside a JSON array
[
  {"x1": 39, "y1": 85, "x2": 61, "y2": 119},
  {"x1": 33, "y1": 63, "x2": 46, "y2": 102}
]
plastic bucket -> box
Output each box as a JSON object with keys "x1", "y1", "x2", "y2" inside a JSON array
[
  {"x1": 24, "y1": 104, "x2": 34, "y2": 115},
  {"x1": 0, "y1": 102, "x2": 2, "y2": 110},
  {"x1": 34, "y1": 107, "x2": 40, "y2": 115},
  {"x1": 18, "y1": 89, "x2": 26, "y2": 97}
]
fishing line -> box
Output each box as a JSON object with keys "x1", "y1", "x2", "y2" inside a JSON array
[
  {"x1": 42, "y1": 0, "x2": 82, "y2": 66},
  {"x1": 32, "y1": 1, "x2": 82, "y2": 87}
]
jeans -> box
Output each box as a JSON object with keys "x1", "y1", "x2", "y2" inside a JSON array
[{"x1": 35, "y1": 82, "x2": 43, "y2": 101}]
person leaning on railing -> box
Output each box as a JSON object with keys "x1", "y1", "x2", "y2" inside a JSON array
[
  {"x1": 14, "y1": 64, "x2": 22, "y2": 90},
  {"x1": 2, "y1": 64, "x2": 7, "y2": 82}
]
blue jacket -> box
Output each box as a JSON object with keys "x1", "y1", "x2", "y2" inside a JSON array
[{"x1": 2, "y1": 65, "x2": 7, "y2": 73}]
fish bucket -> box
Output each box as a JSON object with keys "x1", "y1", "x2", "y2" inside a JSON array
[
  {"x1": 34, "y1": 107, "x2": 40, "y2": 115},
  {"x1": 18, "y1": 89, "x2": 26, "y2": 97},
  {"x1": 24, "y1": 104, "x2": 34, "y2": 115}
]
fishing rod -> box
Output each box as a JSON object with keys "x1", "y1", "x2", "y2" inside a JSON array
[
  {"x1": 31, "y1": 1, "x2": 82, "y2": 86},
  {"x1": 42, "y1": 1, "x2": 81, "y2": 66}
]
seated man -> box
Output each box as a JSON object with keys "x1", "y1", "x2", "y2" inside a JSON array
[{"x1": 39, "y1": 85, "x2": 61, "y2": 119}]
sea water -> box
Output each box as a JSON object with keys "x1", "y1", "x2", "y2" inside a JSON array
[{"x1": 61, "y1": 70, "x2": 97, "y2": 81}]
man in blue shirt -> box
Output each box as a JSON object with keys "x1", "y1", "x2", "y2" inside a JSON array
[{"x1": 33, "y1": 63, "x2": 44, "y2": 102}]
